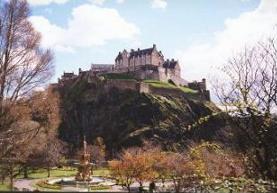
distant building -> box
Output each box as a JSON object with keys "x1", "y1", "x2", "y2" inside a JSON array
[
  {"x1": 58, "y1": 72, "x2": 78, "y2": 85},
  {"x1": 115, "y1": 44, "x2": 164, "y2": 69},
  {"x1": 112, "y1": 44, "x2": 186, "y2": 85},
  {"x1": 91, "y1": 64, "x2": 114, "y2": 74}
]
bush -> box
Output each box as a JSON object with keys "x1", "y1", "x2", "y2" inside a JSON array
[
  {"x1": 36, "y1": 180, "x2": 61, "y2": 190},
  {"x1": 90, "y1": 184, "x2": 110, "y2": 190},
  {"x1": 168, "y1": 79, "x2": 176, "y2": 86}
]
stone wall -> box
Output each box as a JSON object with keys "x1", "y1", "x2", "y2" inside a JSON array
[
  {"x1": 104, "y1": 79, "x2": 139, "y2": 92},
  {"x1": 134, "y1": 67, "x2": 160, "y2": 80},
  {"x1": 102, "y1": 79, "x2": 210, "y2": 101},
  {"x1": 151, "y1": 49, "x2": 164, "y2": 66},
  {"x1": 139, "y1": 82, "x2": 150, "y2": 93},
  {"x1": 148, "y1": 86, "x2": 184, "y2": 98}
]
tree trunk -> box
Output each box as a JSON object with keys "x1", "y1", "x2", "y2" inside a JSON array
[
  {"x1": 1, "y1": 175, "x2": 5, "y2": 184},
  {"x1": 23, "y1": 166, "x2": 28, "y2": 178},
  {"x1": 9, "y1": 173, "x2": 13, "y2": 191},
  {"x1": 47, "y1": 166, "x2": 51, "y2": 178},
  {"x1": 139, "y1": 182, "x2": 143, "y2": 193},
  {"x1": 8, "y1": 164, "x2": 14, "y2": 191},
  {"x1": 9, "y1": 178, "x2": 13, "y2": 191}
]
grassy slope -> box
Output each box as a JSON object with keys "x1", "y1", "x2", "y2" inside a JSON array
[
  {"x1": 143, "y1": 80, "x2": 199, "y2": 94},
  {"x1": 102, "y1": 73, "x2": 199, "y2": 94}
]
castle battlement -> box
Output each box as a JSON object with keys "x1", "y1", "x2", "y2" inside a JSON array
[{"x1": 90, "y1": 44, "x2": 185, "y2": 86}]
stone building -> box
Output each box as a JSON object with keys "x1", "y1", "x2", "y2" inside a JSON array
[
  {"x1": 115, "y1": 44, "x2": 164, "y2": 70},
  {"x1": 58, "y1": 72, "x2": 78, "y2": 85},
  {"x1": 91, "y1": 64, "x2": 114, "y2": 74},
  {"x1": 113, "y1": 44, "x2": 186, "y2": 85}
]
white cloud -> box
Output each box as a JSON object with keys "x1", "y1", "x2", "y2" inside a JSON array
[
  {"x1": 88, "y1": 0, "x2": 106, "y2": 5},
  {"x1": 27, "y1": 0, "x2": 69, "y2": 6},
  {"x1": 28, "y1": 0, "x2": 168, "y2": 9},
  {"x1": 30, "y1": 4, "x2": 140, "y2": 52},
  {"x1": 117, "y1": 0, "x2": 125, "y2": 4},
  {"x1": 176, "y1": 0, "x2": 277, "y2": 83},
  {"x1": 151, "y1": 0, "x2": 167, "y2": 9}
]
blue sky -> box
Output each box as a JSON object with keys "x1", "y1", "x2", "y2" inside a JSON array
[{"x1": 27, "y1": 0, "x2": 276, "y2": 85}]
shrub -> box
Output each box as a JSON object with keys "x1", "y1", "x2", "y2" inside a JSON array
[
  {"x1": 90, "y1": 185, "x2": 110, "y2": 190},
  {"x1": 36, "y1": 180, "x2": 61, "y2": 190}
]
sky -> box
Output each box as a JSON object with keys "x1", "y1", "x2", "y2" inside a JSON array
[{"x1": 27, "y1": 0, "x2": 277, "y2": 87}]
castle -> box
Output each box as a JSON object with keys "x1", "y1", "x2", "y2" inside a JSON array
[
  {"x1": 90, "y1": 44, "x2": 186, "y2": 86},
  {"x1": 57, "y1": 45, "x2": 210, "y2": 100}
]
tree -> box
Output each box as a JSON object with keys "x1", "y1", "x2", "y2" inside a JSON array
[
  {"x1": 37, "y1": 137, "x2": 66, "y2": 178},
  {"x1": 0, "y1": 142, "x2": 30, "y2": 190},
  {"x1": 109, "y1": 144, "x2": 159, "y2": 192},
  {"x1": 25, "y1": 87, "x2": 64, "y2": 178},
  {"x1": 162, "y1": 152, "x2": 194, "y2": 193},
  {"x1": 0, "y1": 87, "x2": 62, "y2": 188},
  {"x1": 188, "y1": 142, "x2": 245, "y2": 193},
  {"x1": 0, "y1": 0, "x2": 54, "y2": 157},
  {"x1": 215, "y1": 36, "x2": 277, "y2": 180},
  {"x1": 152, "y1": 142, "x2": 245, "y2": 193},
  {"x1": 89, "y1": 137, "x2": 106, "y2": 166},
  {"x1": 109, "y1": 157, "x2": 135, "y2": 192}
]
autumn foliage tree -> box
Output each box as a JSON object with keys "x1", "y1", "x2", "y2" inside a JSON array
[
  {"x1": 109, "y1": 144, "x2": 161, "y2": 192},
  {"x1": 0, "y1": 87, "x2": 62, "y2": 189}
]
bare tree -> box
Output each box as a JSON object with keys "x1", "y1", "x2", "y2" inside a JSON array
[
  {"x1": 0, "y1": 0, "x2": 54, "y2": 157},
  {"x1": 215, "y1": 36, "x2": 277, "y2": 180}
]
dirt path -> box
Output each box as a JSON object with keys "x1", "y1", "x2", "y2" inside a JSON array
[{"x1": 14, "y1": 178, "x2": 39, "y2": 191}]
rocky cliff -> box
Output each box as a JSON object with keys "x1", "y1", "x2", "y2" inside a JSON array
[{"x1": 56, "y1": 76, "x2": 226, "y2": 156}]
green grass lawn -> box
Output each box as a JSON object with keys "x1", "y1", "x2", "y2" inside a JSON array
[
  {"x1": 0, "y1": 183, "x2": 9, "y2": 191},
  {"x1": 144, "y1": 80, "x2": 199, "y2": 94},
  {"x1": 143, "y1": 80, "x2": 177, "y2": 89},
  {"x1": 17, "y1": 167, "x2": 110, "y2": 179},
  {"x1": 92, "y1": 168, "x2": 110, "y2": 177},
  {"x1": 17, "y1": 168, "x2": 77, "y2": 179},
  {"x1": 179, "y1": 86, "x2": 198, "y2": 94}
]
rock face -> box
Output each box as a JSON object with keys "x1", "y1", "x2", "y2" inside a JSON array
[{"x1": 56, "y1": 77, "x2": 225, "y2": 156}]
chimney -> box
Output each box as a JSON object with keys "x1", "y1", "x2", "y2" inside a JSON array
[
  {"x1": 138, "y1": 48, "x2": 140, "y2": 51},
  {"x1": 153, "y1": 44, "x2": 156, "y2": 49}
]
